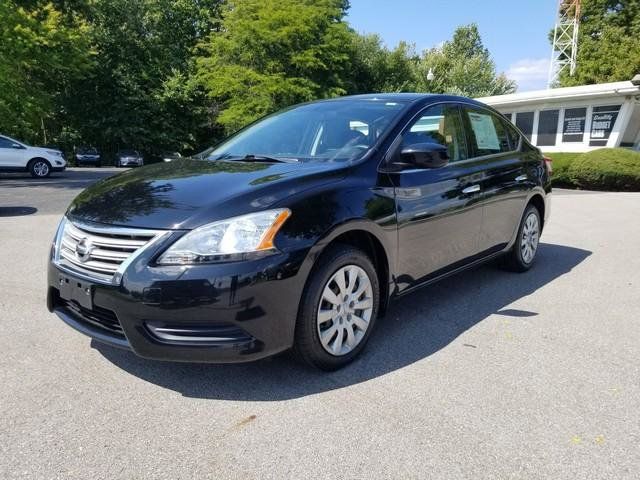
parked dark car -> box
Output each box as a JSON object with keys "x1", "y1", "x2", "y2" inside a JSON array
[
  {"x1": 115, "y1": 149, "x2": 143, "y2": 167},
  {"x1": 75, "y1": 147, "x2": 101, "y2": 167},
  {"x1": 47, "y1": 94, "x2": 551, "y2": 370}
]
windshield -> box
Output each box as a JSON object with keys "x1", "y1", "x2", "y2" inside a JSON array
[
  {"x1": 207, "y1": 99, "x2": 407, "y2": 163},
  {"x1": 119, "y1": 150, "x2": 138, "y2": 156}
]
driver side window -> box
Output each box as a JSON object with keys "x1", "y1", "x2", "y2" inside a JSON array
[{"x1": 402, "y1": 104, "x2": 468, "y2": 162}]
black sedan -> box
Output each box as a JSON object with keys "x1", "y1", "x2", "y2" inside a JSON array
[
  {"x1": 75, "y1": 147, "x2": 101, "y2": 167},
  {"x1": 47, "y1": 94, "x2": 551, "y2": 370}
]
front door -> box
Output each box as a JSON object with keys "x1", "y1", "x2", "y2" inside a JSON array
[
  {"x1": 387, "y1": 103, "x2": 484, "y2": 292},
  {"x1": 0, "y1": 136, "x2": 22, "y2": 167}
]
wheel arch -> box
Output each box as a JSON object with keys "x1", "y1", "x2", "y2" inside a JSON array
[
  {"x1": 300, "y1": 220, "x2": 393, "y2": 317},
  {"x1": 527, "y1": 192, "x2": 546, "y2": 231},
  {"x1": 28, "y1": 156, "x2": 51, "y2": 167}
]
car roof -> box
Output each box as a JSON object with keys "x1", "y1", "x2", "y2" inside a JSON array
[{"x1": 314, "y1": 93, "x2": 488, "y2": 108}]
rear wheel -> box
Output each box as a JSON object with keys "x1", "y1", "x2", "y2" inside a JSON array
[
  {"x1": 294, "y1": 245, "x2": 380, "y2": 371},
  {"x1": 502, "y1": 204, "x2": 541, "y2": 272},
  {"x1": 28, "y1": 159, "x2": 51, "y2": 178}
]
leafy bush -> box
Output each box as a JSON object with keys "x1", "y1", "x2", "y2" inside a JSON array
[
  {"x1": 545, "y1": 149, "x2": 640, "y2": 191},
  {"x1": 567, "y1": 149, "x2": 640, "y2": 191},
  {"x1": 544, "y1": 152, "x2": 582, "y2": 187}
]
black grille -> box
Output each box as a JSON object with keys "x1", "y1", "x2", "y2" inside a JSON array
[{"x1": 57, "y1": 297, "x2": 124, "y2": 337}]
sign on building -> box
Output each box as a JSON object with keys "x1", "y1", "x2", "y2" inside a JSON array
[
  {"x1": 562, "y1": 108, "x2": 587, "y2": 143},
  {"x1": 589, "y1": 105, "x2": 621, "y2": 147}
]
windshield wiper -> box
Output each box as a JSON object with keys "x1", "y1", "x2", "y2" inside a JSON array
[{"x1": 218, "y1": 154, "x2": 298, "y2": 163}]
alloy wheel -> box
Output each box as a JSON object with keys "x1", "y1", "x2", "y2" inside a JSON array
[
  {"x1": 316, "y1": 265, "x2": 373, "y2": 356},
  {"x1": 33, "y1": 161, "x2": 49, "y2": 177}
]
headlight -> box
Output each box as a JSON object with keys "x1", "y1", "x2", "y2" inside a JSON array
[
  {"x1": 157, "y1": 209, "x2": 291, "y2": 265},
  {"x1": 47, "y1": 150, "x2": 62, "y2": 157}
]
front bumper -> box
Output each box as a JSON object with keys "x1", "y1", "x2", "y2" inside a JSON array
[
  {"x1": 119, "y1": 159, "x2": 142, "y2": 166},
  {"x1": 47, "y1": 245, "x2": 310, "y2": 363}
]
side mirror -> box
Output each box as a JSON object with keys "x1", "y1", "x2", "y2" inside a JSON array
[
  {"x1": 400, "y1": 142, "x2": 450, "y2": 169},
  {"x1": 11, "y1": 143, "x2": 24, "y2": 149}
]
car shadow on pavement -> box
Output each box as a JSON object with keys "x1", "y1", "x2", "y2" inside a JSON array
[
  {"x1": 0, "y1": 169, "x2": 120, "y2": 190},
  {"x1": 94, "y1": 242, "x2": 591, "y2": 401},
  {"x1": 0, "y1": 206, "x2": 37, "y2": 217}
]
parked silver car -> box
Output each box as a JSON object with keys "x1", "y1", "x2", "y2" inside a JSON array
[{"x1": 115, "y1": 149, "x2": 143, "y2": 167}]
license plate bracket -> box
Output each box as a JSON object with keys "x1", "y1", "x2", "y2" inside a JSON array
[{"x1": 58, "y1": 274, "x2": 94, "y2": 310}]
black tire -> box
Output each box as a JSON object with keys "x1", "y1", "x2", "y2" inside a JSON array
[
  {"x1": 28, "y1": 158, "x2": 51, "y2": 178},
  {"x1": 294, "y1": 244, "x2": 380, "y2": 371},
  {"x1": 501, "y1": 204, "x2": 541, "y2": 272}
]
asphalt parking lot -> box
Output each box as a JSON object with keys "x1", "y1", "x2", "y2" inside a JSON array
[{"x1": 1, "y1": 168, "x2": 639, "y2": 479}]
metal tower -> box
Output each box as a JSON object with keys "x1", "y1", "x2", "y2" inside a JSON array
[{"x1": 548, "y1": 0, "x2": 581, "y2": 87}]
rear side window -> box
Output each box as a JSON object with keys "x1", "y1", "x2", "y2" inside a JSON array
[
  {"x1": 401, "y1": 104, "x2": 468, "y2": 162},
  {"x1": 462, "y1": 107, "x2": 512, "y2": 156},
  {"x1": 505, "y1": 122, "x2": 521, "y2": 150}
]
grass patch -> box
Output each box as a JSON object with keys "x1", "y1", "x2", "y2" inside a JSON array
[{"x1": 544, "y1": 149, "x2": 640, "y2": 191}]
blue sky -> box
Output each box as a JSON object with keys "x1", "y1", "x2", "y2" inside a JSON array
[{"x1": 347, "y1": 0, "x2": 558, "y2": 92}]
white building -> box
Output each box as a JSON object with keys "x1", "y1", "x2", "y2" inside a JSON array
[{"x1": 477, "y1": 76, "x2": 640, "y2": 152}]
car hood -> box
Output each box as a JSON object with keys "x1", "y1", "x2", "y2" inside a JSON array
[
  {"x1": 67, "y1": 158, "x2": 347, "y2": 229},
  {"x1": 33, "y1": 146, "x2": 61, "y2": 155}
]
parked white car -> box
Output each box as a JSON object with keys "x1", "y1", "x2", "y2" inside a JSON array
[{"x1": 0, "y1": 134, "x2": 66, "y2": 178}]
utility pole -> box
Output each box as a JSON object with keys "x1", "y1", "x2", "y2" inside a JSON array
[
  {"x1": 41, "y1": 117, "x2": 47, "y2": 145},
  {"x1": 548, "y1": 0, "x2": 581, "y2": 88}
]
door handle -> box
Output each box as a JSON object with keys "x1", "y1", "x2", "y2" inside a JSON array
[
  {"x1": 462, "y1": 184, "x2": 481, "y2": 194},
  {"x1": 515, "y1": 174, "x2": 528, "y2": 182}
]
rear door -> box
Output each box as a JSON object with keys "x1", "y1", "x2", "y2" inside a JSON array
[
  {"x1": 388, "y1": 103, "x2": 485, "y2": 291},
  {"x1": 460, "y1": 106, "x2": 531, "y2": 253}
]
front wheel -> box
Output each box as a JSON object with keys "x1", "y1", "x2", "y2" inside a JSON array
[
  {"x1": 502, "y1": 204, "x2": 541, "y2": 272},
  {"x1": 29, "y1": 159, "x2": 51, "y2": 178},
  {"x1": 294, "y1": 245, "x2": 380, "y2": 371}
]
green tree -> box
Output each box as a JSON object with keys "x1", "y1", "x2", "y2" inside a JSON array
[
  {"x1": 347, "y1": 34, "x2": 419, "y2": 93},
  {"x1": 60, "y1": 0, "x2": 223, "y2": 157},
  {"x1": 414, "y1": 24, "x2": 516, "y2": 96},
  {"x1": 557, "y1": 0, "x2": 640, "y2": 86},
  {"x1": 0, "y1": 1, "x2": 92, "y2": 143},
  {"x1": 195, "y1": 0, "x2": 353, "y2": 133}
]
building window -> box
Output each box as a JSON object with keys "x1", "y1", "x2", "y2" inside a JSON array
[
  {"x1": 537, "y1": 110, "x2": 559, "y2": 146},
  {"x1": 514, "y1": 112, "x2": 534, "y2": 141},
  {"x1": 589, "y1": 105, "x2": 621, "y2": 147},
  {"x1": 562, "y1": 107, "x2": 587, "y2": 143}
]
